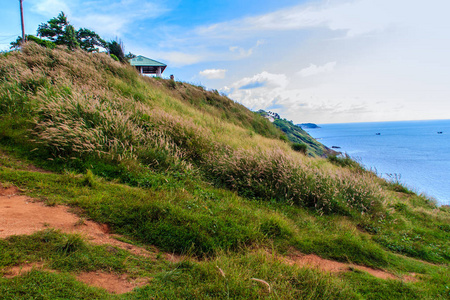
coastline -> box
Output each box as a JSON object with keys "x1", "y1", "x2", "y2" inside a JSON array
[{"x1": 306, "y1": 120, "x2": 450, "y2": 206}]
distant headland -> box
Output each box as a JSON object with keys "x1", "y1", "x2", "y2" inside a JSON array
[{"x1": 296, "y1": 123, "x2": 321, "y2": 129}]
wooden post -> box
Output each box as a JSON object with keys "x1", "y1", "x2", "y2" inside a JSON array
[{"x1": 20, "y1": 0, "x2": 26, "y2": 43}]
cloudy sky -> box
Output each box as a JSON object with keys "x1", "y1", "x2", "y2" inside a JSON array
[{"x1": 1, "y1": 0, "x2": 449, "y2": 124}]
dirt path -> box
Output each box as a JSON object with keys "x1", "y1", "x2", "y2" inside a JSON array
[
  {"x1": 2, "y1": 262, "x2": 148, "y2": 294},
  {"x1": 0, "y1": 184, "x2": 156, "y2": 293},
  {"x1": 284, "y1": 252, "x2": 401, "y2": 280},
  {"x1": 0, "y1": 185, "x2": 151, "y2": 257}
]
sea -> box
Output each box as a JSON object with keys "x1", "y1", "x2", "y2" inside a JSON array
[{"x1": 304, "y1": 120, "x2": 450, "y2": 206}]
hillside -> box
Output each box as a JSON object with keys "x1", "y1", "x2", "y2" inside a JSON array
[
  {"x1": 0, "y1": 43, "x2": 449, "y2": 299},
  {"x1": 256, "y1": 110, "x2": 331, "y2": 157}
]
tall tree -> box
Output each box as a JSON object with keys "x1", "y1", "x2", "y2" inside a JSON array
[
  {"x1": 37, "y1": 12, "x2": 79, "y2": 49},
  {"x1": 63, "y1": 25, "x2": 79, "y2": 50},
  {"x1": 37, "y1": 12, "x2": 69, "y2": 44},
  {"x1": 37, "y1": 12, "x2": 108, "y2": 51},
  {"x1": 76, "y1": 28, "x2": 106, "y2": 52},
  {"x1": 107, "y1": 40, "x2": 125, "y2": 62}
]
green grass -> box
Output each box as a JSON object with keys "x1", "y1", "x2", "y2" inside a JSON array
[
  {"x1": 0, "y1": 42, "x2": 449, "y2": 299},
  {"x1": 0, "y1": 230, "x2": 131, "y2": 273},
  {"x1": 0, "y1": 270, "x2": 112, "y2": 300},
  {"x1": 0, "y1": 230, "x2": 362, "y2": 299},
  {"x1": 268, "y1": 115, "x2": 331, "y2": 157}
]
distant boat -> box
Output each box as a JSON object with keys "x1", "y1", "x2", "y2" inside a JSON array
[
  {"x1": 375, "y1": 133, "x2": 381, "y2": 135},
  {"x1": 437, "y1": 131, "x2": 443, "y2": 134},
  {"x1": 331, "y1": 146, "x2": 341, "y2": 149}
]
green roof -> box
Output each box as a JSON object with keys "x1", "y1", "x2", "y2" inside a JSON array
[{"x1": 129, "y1": 55, "x2": 166, "y2": 67}]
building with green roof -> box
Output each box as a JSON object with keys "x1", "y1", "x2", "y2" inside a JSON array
[{"x1": 129, "y1": 55, "x2": 167, "y2": 77}]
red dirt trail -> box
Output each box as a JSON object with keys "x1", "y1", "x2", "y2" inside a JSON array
[{"x1": 0, "y1": 184, "x2": 151, "y2": 293}]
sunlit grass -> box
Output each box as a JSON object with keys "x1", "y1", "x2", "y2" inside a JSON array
[{"x1": 1, "y1": 42, "x2": 449, "y2": 299}]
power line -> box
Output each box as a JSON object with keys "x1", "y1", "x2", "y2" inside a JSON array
[{"x1": 0, "y1": 36, "x2": 19, "y2": 43}]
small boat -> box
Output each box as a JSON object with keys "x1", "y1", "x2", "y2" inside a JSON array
[
  {"x1": 437, "y1": 131, "x2": 443, "y2": 134},
  {"x1": 331, "y1": 146, "x2": 341, "y2": 149},
  {"x1": 375, "y1": 133, "x2": 381, "y2": 135}
]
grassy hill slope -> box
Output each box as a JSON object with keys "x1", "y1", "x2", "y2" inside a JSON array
[
  {"x1": 256, "y1": 110, "x2": 332, "y2": 157},
  {"x1": 0, "y1": 43, "x2": 449, "y2": 299}
]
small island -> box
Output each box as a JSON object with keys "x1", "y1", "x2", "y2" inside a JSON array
[{"x1": 297, "y1": 123, "x2": 321, "y2": 129}]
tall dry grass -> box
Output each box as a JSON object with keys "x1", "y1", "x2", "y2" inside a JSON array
[
  {"x1": 1, "y1": 42, "x2": 387, "y2": 216},
  {"x1": 205, "y1": 147, "x2": 384, "y2": 216}
]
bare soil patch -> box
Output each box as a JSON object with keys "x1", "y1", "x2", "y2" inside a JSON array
[
  {"x1": 285, "y1": 252, "x2": 402, "y2": 280},
  {"x1": 0, "y1": 184, "x2": 151, "y2": 258},
  {"x1": 0, "y1": 184, "x2": 154, "y2": 293},
  {"x1": 2, "y1": 262, "x2": 47, "y2": 279},
  {"x1": 76, "y1": 271, "x2": 148, "y2": 294},
  {"x1": 3, "y1": 262, "x2": 147, "y2": 294}
]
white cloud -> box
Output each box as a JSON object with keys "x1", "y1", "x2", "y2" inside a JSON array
[
  {"x1": 163, "y1": 0, "x2": 405, "y2": 67},
  {"x1": 298, "y1": 62, "x2": 336, "y2": 77},
  {"x1": 233, "y1": 71, "x2": 288, "y2": 90},
  {"x1": 222, "y1": 71, "x2": 289, "y2": 109},
  {"x1": 30, "y1": 0, "x2": 71, "y2": 16},
  {"x1": 229, "y1": 40, "x2": 264, "y2": 58},
  {"x1": 30, "y1": 0, "x2": 169, "y2": 37},
  {"x1": 73, "y1": 1, "x2": 168, "y2": 36},
  {"x1": 161, "y1": 51, "x2": 204, "y2": 67},
  {"x1": 195, "y1": 0, "x2": 406, "y2": 38},
  {"x1": 73, "y1": 14, "x2": 129, "y2": 36},
  {"x1": 199, "y1": 69, "x2": 227, "y2": 79}
]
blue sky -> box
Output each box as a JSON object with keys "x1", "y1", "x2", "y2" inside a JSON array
[{"x1": 1, "y1": 0, "x2": 450, "y2": 123}]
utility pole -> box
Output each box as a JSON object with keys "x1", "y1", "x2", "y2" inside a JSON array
[{"x1": 20, "y1": 0, "x2": 26, "y2": 43}]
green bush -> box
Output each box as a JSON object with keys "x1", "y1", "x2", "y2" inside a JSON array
[
  {"x1": 292, "y1": 142, "x2": 307, "y2": 154},
  {"x1": 110, "y1": 53, "x2": 119, "y2": 61},
  {"x1": 27, "y1": 35, "x2": 56, "y2": 49},
  {"x1": 327, "y1": 154, "x2": 364, "y2": 171}
]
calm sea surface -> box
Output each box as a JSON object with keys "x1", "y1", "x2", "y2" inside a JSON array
[{"x1": 305, "y1": 120, "x2": 450, "y2": 206}]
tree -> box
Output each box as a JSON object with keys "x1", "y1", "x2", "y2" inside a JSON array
[
  {"x1": 125, "y1": 52, "x2": 136, "y2": 60},
  {"x1": 37, "y1": 12, "x2": 69, "y2": 44},
  {"x1": 63, "y1": 25, "x2": 79, "y2": 50},
  {"x1": 107, "y1": 40, "x2": 125, "y2": 62},
  {"x1": 10, "y1": 36, "x2": 24, "y2": 50},
  {"x1": 37, "y1": 12, "x2": 108, "y2": 51},
  {"x1": 35, "y1": 12, "x2": 130, "y2": 55},
  {"x1": 76, "y1": 28, "x2": 106, "y2": 52}
]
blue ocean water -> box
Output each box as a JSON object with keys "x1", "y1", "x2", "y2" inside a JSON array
[{"x1": 305, "y1": 120, "x2": 450, "y2": 206}]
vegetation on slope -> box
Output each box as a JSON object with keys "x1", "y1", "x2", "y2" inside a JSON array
[
  {"x1": 256, "y1": 110, "x2": 332, "y2": 157},
  {"x1": 0, "y1": 43, "x2": 449, "y2": 299}
]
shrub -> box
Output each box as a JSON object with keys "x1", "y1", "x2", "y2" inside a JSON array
[
  {"x1": 292, "y1": 142, "x2": 307, "y2": 154},
  {"x1": 81, "y1": 169, "x2": 96, "y2": 187},
  {"x1": 110, "y1": 53, "x2": 119, "y2": 61},
  {"x1": 279, "y1": 134, "x2": 289, "y2": 142},
  {"x1": 327, "y1": 154, "x2": 364, "y2": 171},
  {"x1": 166, "y1": 79, "x2": 176, "y2": 89}
]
